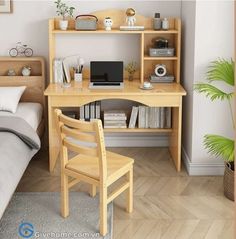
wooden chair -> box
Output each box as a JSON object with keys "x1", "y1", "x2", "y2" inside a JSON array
[{"x1": 55, "y1": 109, "x2": 134, "y2": 236}]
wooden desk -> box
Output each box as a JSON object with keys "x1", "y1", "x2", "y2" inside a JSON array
[{"x1": 44, "y1": 80, "x2": 186, "y2": 172}]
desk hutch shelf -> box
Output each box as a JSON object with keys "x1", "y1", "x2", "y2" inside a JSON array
[{"x1": 45, "y1": 9, "x2": 186, "y2": 172}]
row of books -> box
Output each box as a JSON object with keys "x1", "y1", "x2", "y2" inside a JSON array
[
  {"x1": 129, "y1": 106, "x2": 171, "y2": 129},
  {"x1": 104, "y1": 110, "x2": 127, "y2": 129},
  {"x1": 79, "y1": 101, "x2": 101, "y2": 120}
]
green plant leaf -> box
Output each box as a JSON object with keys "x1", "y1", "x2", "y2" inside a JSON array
[
  {"x1": 194, "y1": 83, "x2": 234, "y2": 101},
  {"x1": 207, "y1": 59, "x2": 234, "y2": 86},
  {"x1": 204, "y1": 135, "x2": 234, "y2": 162}
]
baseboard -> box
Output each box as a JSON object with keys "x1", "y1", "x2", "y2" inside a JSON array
[
  {"x1": 105, "y1": 135, "x2": 169, "y2": 147},
  {"x1": 182, "y1": 147, "x2": 225, "y2": 176}
]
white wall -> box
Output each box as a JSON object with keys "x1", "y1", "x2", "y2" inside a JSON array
[
  {"x1": 0, "y1": 0, "x2": 181, "y2": 64},
  {"x1": 182, "y1": 0, "x2": 234, "y2": 175},
  {"x1": 181, "y1": 0, "x2": 196, "y2": 162},
  {"x1": 0, "y1": 0, "x2": 181, "y2": 147}
]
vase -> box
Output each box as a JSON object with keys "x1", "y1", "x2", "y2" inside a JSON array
[
  {"x1": 128, "y1": 73, "x2": 134, "y2": 81},
  {"x1": 59, "y1": 20, "x2": 68, "y2": 31}
]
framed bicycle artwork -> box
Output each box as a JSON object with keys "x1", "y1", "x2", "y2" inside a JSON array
[{"x1": 0, "y1": 0, "x2": 11, "y2": 13}]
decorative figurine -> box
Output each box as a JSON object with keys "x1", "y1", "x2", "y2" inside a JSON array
[
  {"x1": 21, "y1": 66, "x2": 31, "y2": 76},
  {"x1": 103, "y1": 17, "x2": 113, "y2": 31},
  {"x1": 7, "y1": 69, "x2": 16, "y2": 76},
  {"x1": 9, "y1": 42, "x2": 33, "y2": 57},
  {"x1": 126, "y1": 8, "x2": 136, "y2": 26}
]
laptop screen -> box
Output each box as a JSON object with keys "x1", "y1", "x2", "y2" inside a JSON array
[{"x1": 90, "y1": 61, "x2": 123, "y2": 83}]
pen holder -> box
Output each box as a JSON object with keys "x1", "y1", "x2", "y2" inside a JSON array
[{"x1": 74, "y1": 73, "x2": 83, "y2": 82}]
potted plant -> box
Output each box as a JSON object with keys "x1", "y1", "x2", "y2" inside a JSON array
[
  {"x1": 125, "y1": 61, "x2": 137, "y2": 81},
  {"x1": 55, "y1": 0, "x2": 75, "y2": 30},
  {"x1": 194, "y1": 59, "x2": 235, "y2": 201}
]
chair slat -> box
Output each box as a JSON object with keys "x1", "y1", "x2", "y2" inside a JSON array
[
  {"x1": 59, "y1": 114, "x2": 96, "y2": 132},
  {"x1": 63, "y1": 138, "x2": 98, "y2": 157},
  {"x1": 62, "y1": 126, "x2": 97, "y2": 143}
]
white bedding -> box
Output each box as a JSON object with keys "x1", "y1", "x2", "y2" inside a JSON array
[{"x1": 0, "y1": 102, "x2": 43, "y2": 130}]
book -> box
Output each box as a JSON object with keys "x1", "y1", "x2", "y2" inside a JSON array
[
  {"x1": 128, "y1": 106, "x2": 139, "y2": 129},
  {"x1": 53, "y1": 58, "x2": 64, "y2": 83},
  {"x1": 104, "y1": 110, "x2": 127, "y2": 121},
  {"x1": 79, "y1": 106, "x2": 84, "y2": 120},
  {"x1": 165, "y1": 107, "x2": 172, "y2": 128},
  {"x1": 138, "y1": 106, "x2": 145, "y2": 128},
  {"x1": 104, "y1": 121, "x2": 127, "y2": 128},
  {"x1": 149, "y1": 107, "x2": 156, "y2": 128},
  {"x1": 104, "y1": 110, "x2": 126, "y2": 117},
  {"x1": 145, "y1": 106, "x2": 149, "y2": 128},
  {"x1": 90, "y1": 102, "x2": 95, "y2": 119},
  {"x1": 63, "y1": 55, "x2": 80, "y2": 83},
  {"x1": 104, "y1": 120, "x2": 127, "y2": 124},
  {"x1": 95, "y1": 101, "x2": 101, "y2": 119},
  {"x1": 155, "y1": 107, "x2": 160, "y2": 128},
  {"x1": 84, "y1": 104, "x2": 90, "y2": 121},
  {"x1": 160, "y1": 107, "x2": 165, "y2": 128}
]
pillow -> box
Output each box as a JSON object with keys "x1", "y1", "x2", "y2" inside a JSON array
[{"x1": 0, "y1": 86, "x2": 26, "y2": 113}]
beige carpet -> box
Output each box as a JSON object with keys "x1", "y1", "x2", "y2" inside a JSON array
[{"x1": 0, "y1": 192, "x2": 113, "y2": 239}]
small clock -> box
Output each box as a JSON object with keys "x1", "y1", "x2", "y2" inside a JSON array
[{"x1": 22, "y1": 66, "x2": 31, "y2": 76}]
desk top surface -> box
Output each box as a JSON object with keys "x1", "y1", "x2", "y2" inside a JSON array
[{"x1": 44, "y1": 80, "x2": 187, "y2": 96}]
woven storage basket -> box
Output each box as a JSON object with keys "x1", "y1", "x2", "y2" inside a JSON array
[{"x1": 223, "y1": 163, "x2": 234, "y2": 201}]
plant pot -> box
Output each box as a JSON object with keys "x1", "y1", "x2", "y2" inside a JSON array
[
  {"x1": 128, "y1": 73, "x2": 134, "y2": 81},
  {"x1": 223, "y1": 162, "x2": 234, "y2": 201},
  {"x1": 59, "y1": 20, "x2": 68, "y2": 31}
]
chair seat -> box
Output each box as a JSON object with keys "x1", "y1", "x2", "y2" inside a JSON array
[{"x1": 65, "y1": 151, "x2": 134, "y2": 181}]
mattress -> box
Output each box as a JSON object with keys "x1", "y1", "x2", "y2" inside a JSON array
[{"x1": 0, "y1": 102, "x2": 43, "y2": 130}]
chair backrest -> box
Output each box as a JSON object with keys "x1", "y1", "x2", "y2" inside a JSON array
[{"x1": 55, "y1": 109, "x2": 107, "y2": 181}]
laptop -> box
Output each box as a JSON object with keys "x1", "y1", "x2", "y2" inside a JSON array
[{"x1": 89, "y1": 61, "x2": 124, "y2": 89}]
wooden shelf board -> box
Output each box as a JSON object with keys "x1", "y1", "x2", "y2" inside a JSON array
[
  {"x1": 144, "y1": 29, "x2": 178, "y2": 34},
  {"x1": 104, "y1": 128, "x2": 172, "y2": 133},
  {"x1": 52, "y1": 29, "x2": 178, "y2": 34},
  {"x1": 0, "y1": 76, "x2": 43, "y2": 79},
  {"x1": 0, "y1": 57, "x2": 44, "y2": 62},
  {"x1": 144, "y1": 56, "x2": 178, "y2": 61}
]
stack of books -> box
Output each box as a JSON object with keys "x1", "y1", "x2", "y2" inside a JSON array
[
  {"x1": 80, "y1": 101, "x2": 101, "y2": 121},
  {"x1": 128, "y1": 106, "x2": 171, "y2": 129},
  {"x1": 103, "y1": 110, "x2": 127, "y2": 129}
]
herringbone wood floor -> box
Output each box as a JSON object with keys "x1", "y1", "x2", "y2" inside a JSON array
[{"x1": 17, "y1": 148, "x2": 235, "y2": 239}]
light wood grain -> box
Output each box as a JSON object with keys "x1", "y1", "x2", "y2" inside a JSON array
[
  {"x1": 45, "y1": 80, "x2": 186, "y2": 172},
  {"x1": 0, "y1": 57, "x2": 46, "y2": 138},
  {"x1": 55, "y1": 110, "x2": 134, "y2": 236},
  {"x1": 46, "y1": 10, "x2": 185, "y2": 173}
]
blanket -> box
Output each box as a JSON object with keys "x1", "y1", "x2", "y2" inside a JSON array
[{"x1": 0, "y1": 116, "x2": 41, "y2": 219}]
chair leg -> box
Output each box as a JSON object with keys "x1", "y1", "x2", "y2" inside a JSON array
[
  {"x1": 126, "y1": 168, "x2": 133, "y2": 213},
  {"x1": 99, "y1": 184, "x2": 107, "y2": 236},
  {"x1": 89, "y1": 184, "x2": 96, "y2": 197},
  {"x1": 61, "y1": 173, "x2": 69, "y2": 218}
]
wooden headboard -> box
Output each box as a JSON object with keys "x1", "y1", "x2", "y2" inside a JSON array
[{"x1": 0, "y1": 57, "x2": 46, "y2": 136}]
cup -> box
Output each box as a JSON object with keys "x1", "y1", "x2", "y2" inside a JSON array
[
  {"x1": 143, "y1": 81, "x2": 151, "y2": 88},
  {"x1": 74, "y1": 73, "x2": 83, "y2": 82}
]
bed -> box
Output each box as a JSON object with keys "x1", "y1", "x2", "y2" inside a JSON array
[{"x1": 0, "y1": 57, "x2": 45, "y2": 219}]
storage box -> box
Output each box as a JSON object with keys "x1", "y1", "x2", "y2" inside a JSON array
[
  {"x1": 150, "y1": 75, "x2": 175, "y2": 83},
  {"x1": 75, "y1": 15, "x2": 98, "y2": 31},
  {"x1": 149, "y1": 48, "x2": 175, "y2": 57}
]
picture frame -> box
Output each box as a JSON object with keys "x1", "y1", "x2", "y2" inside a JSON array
[{"x1": 0, "y1": 0, "x2": 11, "y2": 13}]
